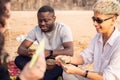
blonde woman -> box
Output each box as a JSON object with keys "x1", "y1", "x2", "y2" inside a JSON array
[{"x1": 56, "y1": 0, "x2": 120, "y2": 80}]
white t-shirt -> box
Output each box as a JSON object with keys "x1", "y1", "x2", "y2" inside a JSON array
[
  {"x1": 81, "y1": 27, "x2": 120, "y2": 80},
  {"x1": 26, "y1": 22, "x2": 73, "y2": 50}
]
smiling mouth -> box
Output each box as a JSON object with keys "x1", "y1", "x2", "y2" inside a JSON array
[
  {"x1": 41, "y1": 27, "x2": 47, "y2": 30},
  {"x1": 41, "y1": 26, "x2": 47, "y2": 29},
  {"x1": 95, "y1": 26, "x2": 102, "y2": 32},
  {"x1": 41, "y1": 27, "x2": 49, "y2": 32}
]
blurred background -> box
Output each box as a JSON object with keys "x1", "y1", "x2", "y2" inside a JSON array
[{"x1": 11, "y1": 0, "x2": 97, "y2": 10}]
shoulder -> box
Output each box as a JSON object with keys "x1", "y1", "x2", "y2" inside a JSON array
[
  {"x1": 30, "y1": 25, "x2": 41, "y2": 33},
  {"x1": 55, "y1": 22, "x2": 70, "y2": 28},
  {"x1": 33, "y1": 25, "x2": 41, "y2": 31},
  {"x1": 55, "y1": 22, "x2": 71, "y2": 31}
]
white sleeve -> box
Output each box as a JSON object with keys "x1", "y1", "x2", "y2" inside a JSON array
[
  {"x1": 25, "y1": 27, "x2": 36, "y2": 42},
  {"x1": 60, "y1": 25, "x2": 73, "y2": 43},
  {"x1": 80, "y1": 34, "x2": 98, "y2": 64},
  {"x1": 103, "y1": 47, "x2": 120, "y2": 80}
]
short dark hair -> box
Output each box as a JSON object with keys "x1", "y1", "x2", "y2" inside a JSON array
[{"x1": 37, "y1": 5, "x2": 55, "y2": 15}]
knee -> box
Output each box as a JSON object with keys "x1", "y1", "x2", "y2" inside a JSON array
[
  {"x1": 62, "y1": 71, "x2": 78, "y2": 80},
  {"x1": 62, "y1": 71, "x2": 73, "y2": 80},
  {"x1": 14, "y1": 56, "x2": 21, "y2": 65},
  {"x1": 63, "y1": 71, "x2": 85, "y2": 80},
  {"x1": 14, "y1": 55, "x2": 31, "y2": 70}
]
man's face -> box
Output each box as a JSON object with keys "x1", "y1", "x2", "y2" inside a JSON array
[{"x1": 37, "y1": 12, "x2": 56, "y2": 32}]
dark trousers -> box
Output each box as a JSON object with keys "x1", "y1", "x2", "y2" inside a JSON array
[{"x1": 15, "y1": 55, "x2": 63, "y2": 80}]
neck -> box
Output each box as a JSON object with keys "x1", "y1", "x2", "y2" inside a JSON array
[
  {"x1": 102, "y1": 27, "x2": 115, "y2": 44},
  {"x1": 47, "y1": 23, "x2": 55, "y2": 33}
]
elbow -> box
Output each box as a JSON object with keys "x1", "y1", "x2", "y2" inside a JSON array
[
  {"x1": 69, "y1": 48, "x2": 74, "y2": 56},
  {"x1": 17, "y1": 47, "x2": 22, "y2": 55},
  {"x1": 70, "y1": 50, "x2": 73, "y2": 56}
]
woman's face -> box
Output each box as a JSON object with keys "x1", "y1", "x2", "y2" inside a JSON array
[
  {"x1": 0, "y1": 2, "x2": 11, "y2": 33},
  {"x1": 0, "y1": 16, "x2": 9, "y2": 33},
  {"x1": 92, "y1": 12, "x2": 116, "y2": 34},
  {"x1": 5, "y1": 2, "x2": 11, "y2": 18}
]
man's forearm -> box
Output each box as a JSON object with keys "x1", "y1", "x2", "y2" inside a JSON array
[
  {"x1": 53, "y1": 48, "x2": 73, "y2": 56},
  {"x1": 17, "y1": 47, "x2": 29, "y2": 56}
]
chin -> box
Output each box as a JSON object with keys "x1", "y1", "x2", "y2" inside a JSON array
[
  {"x1": 97, "y1": 31, "x2": 103, "y2": 34},
  {"x1": 42, "y1": 30, "x2": 50, "y2": 33},
  {"x1": 96, "y1": 29, "x2": 102, "y2": 33}
]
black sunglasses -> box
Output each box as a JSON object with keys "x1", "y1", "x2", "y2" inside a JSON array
[{"x1": 92, "y1": 16, "x2": 114, "y2": 24}]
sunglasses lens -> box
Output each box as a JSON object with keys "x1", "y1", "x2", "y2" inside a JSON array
[
  {"x1": 92, "y1": 17, "x2": 95, "y2": 22},
  {"x1": 92, "y1": 17, "x2": 103, "y2": 24},
  {"x1": 96, "y1": 18, "x2": 103, "y2": 23}
]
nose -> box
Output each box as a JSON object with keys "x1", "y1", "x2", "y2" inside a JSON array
[
  {"x1": 93, "y1": 21, "x2": 99, "y2": 26},
  {"x1": 41, "y1": 21, "x2": 45, "y2": 25}
]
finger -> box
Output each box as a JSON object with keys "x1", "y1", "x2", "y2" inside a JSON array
[
  {"x1": 28, "y1": 52, "x2": 34, "y2": 55},
  {"x1": 55, "y1": 55, "x2": 64, "y2": 60},
  {"x1": 36, "y1": 55, "x2": 46, "y2": 69},
  {"x1": 28, "y1": 48, "x2": 36, "y2": 51},
  {"x1": 62, "y1": 64, "x2": 68, "y2": 71},
  {"x1": 55, "y1": 61, "x2": 61, "y2": 66}
]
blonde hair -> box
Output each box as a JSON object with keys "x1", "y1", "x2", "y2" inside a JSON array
[
  {"x1": 93, "y1": 0, "x2": 120, "y2": 29},
  {"x1": 93, "y1": 0, "x2": 120, "y2": 15}
]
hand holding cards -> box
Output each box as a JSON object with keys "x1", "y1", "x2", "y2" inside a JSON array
[{"x1": 29, "y1": 39, "x2": 45, "y2": 68}]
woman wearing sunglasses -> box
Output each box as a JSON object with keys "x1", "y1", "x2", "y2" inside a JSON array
[{"x1": 55, "y1": 0, "x2": 120, "y2": 80}]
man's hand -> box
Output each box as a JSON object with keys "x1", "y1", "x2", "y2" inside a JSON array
[{"x1": 28, "y1": 49, "x2": 36, "y2": 57}]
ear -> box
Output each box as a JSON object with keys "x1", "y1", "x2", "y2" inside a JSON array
[
  {"x1": 112, "y1": 16, "x2": 117, "y2": 22},
  {"x1": 110, "y1": 16, "x2": 117, "y2": 26},
  {"x1": 53, "y1": 16, "x2": 56, "y2": 21}
]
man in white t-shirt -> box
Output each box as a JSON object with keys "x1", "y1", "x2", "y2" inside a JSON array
[{"x1": 15, "y1": 5, "x2": 73, "y2": 80}]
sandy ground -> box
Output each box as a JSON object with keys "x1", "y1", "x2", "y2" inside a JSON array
[{"x1": 5, "y1": 11, "x2": 97, "y2": 60}]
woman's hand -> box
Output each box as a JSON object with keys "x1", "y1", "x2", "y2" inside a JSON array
[
  {"x1": 62, "y1": 64, "x2": 83, "y2": 75},
  {"x1": 55, "y1": 55, "x2": 71, "y2": 66}
]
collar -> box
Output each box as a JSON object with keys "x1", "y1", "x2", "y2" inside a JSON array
[{"x1": 98, "y1": 27, "x2": 120, "y2": 46}]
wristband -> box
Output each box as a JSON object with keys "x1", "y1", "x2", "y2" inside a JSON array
[
  {"x1": 50, "y1": 50, "x2": 53, "y2": 57},
  {"x1": 84, "y1": 70, "x2": 89, "y2": 78}
]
